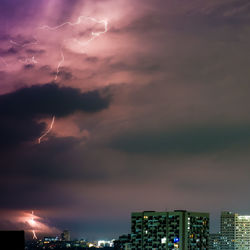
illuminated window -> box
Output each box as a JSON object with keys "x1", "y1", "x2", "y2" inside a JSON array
[{"x1": 161, "y1": 237, "x2": 167, "y2": 244}]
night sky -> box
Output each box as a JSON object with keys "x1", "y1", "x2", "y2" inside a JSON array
[{"x1": 1, "y1": 0, "x2": 250, "y2": 241}]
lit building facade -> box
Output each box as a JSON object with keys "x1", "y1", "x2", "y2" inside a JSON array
[
  {"x1": 209, "y1": 233, "x2": 221, "y2": 250},
  {"x1": 131, "y1": 210, "x2": 209, "y2": 249},
  {"x1": 221, "y1": 211, "x2": 235, "y2": 249},
  {"x1": 221, "y1": 211, "x2": 250, "y2": 249},
  {"x1": 97, "y1": 240, "x2": 114, "y2": 247},
  {"x1": 235, "y1": 215, "x2": 250, "y2": 249}
]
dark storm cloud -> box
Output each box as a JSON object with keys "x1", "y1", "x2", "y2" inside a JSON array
[
  {"x1": 110, "y1": 125, "x2": 250, "y2": 155},
  {"x1": 0, "y1": 83, "x2": 111, "y2": 148},
  {"x1": 3, "y1": 0, "x2": 250, "y2": 239},
  {"x1": 0, "y1": 83, "x2": 111, "y2": 117},
  {"x1": 0, "y1": 118, "x2": 45, "y2": 149}
]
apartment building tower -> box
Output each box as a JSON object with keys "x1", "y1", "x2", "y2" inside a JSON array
[
  {"x1": 131, "y1": 210, "x2": 209, "y2": 249},
  {"x1": 221, "y1": 211, "x2": 250, "y2": 249}
]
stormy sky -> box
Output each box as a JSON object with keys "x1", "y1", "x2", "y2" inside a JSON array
[{"x1": 1, "y1": 0, "x2": 250, "y2": 240}]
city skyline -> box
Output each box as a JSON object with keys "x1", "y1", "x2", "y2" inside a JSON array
[
  {"x1": 4, "y1": 210, "x2": 250, "y2": 249},
  {"x1": 1, "y1": 0, "x2": 250, "y2": 241},
  {"x1": 5, "y1": 209, "x2": 250, "y2": 242}
]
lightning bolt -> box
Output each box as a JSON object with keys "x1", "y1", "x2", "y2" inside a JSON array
[
  {"x1": 39, "y1": 16, "x2": 108, "y2": 35},
  {"x1": 39, "y1": 16, "x2": 108, "y2": 80},
  {"x1": 54, "y1": 48, "x2": 64, "y2": 81},
  {"x1": 39, "y1": 16, "x2": 108, "y2": 49},
  {"x1": 35, "y1": 16, "x2": 108, "y2": 142},
  {"x1": 31, "y1": 211, "x2": 38, "y2": 240},
  {"x1": 32, "y1": 230, "x2": 38, "y2": 240},
  {"x1": 76, "y1": 18, "x2": 108, "y2": 48},
  {"x1": 38, "y1": 116, "x2": 55, "y2": 144},
  {"x1": 4, "y1": 16, "x2": 108, "y2": 145}
]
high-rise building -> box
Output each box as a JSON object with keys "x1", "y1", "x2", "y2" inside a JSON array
[
  {"x1": 235, "y1": 215, "x2": 250, "y2": 249},
  {"x1": 209, "y1": 233, "x2": 221, "y2": 250},
  {"x1": 221, "y1": 211, "x2": 236, "y2": 249},
  {"x1": 221, "y1": 211, "x2": 250, "y2": 249},
  {"x1": 131, "y1": 210, "x2": 209, "y2": 249}
]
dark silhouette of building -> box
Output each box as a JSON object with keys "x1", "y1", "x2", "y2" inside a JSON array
[
  {"x1": 114, "y1": 234, "x2": 131, "y2": 249},
  {"x1": 0, "y1": 230, "x2": 25, "y2": 250}
]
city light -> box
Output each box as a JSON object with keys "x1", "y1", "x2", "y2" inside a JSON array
[{"x1": 97, "y1": 240, "x2": 114, "y2": 247}]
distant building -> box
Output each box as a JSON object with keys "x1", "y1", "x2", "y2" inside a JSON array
[
  {"x1": 221, "y1": 211, "x2": 250, "y2": 249},
  {"x1": 43, "y1": 236, "x2": 60, "y2": 243},
  {"x1": 221, "y1": 211, "x2": 235, "y2": 249},
  {"x1": 209, "y1": 233, "x2": 221, "y2": 250},
  {"x1": 0, "y1": 231, "x2": 25, "y2": 250},
  {"x1": 97, "y1": 240, "x2": 114, "y2": 247},
  {"x1": 114, "y1": 234, "x2": 131, "y2": 249},
  {"x1": 235, "y1": 215, "x2": 250, "y2": 249},
  {"x1": 61, "y1": 230, "x2": 70, "y2": 241},
  {"x1": 131, "y1": 210, "x2": 209, "y2": 249}
]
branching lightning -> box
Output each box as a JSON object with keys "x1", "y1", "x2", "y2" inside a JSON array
[
  {"x1": 31, "y1": 211, "x2": 38, "y2": 240},
  {"x1": 19, "y1": 210, "x2": 58, "y2": 240},
  {"x1": 54, "y1": 48, "x2": 65, "y2": 81},
  {"x1": 4, "y1": 16, "x2": 107, "y2": 78},
  {"x1": 39, "y1": 16, "x2": 108, "y2": 80},
  {"x1": 2, "y1": 16, "x2": 108, "y2": 145},
  {"x1": 77, "y1": 18, "x2": 108, "y2": 48},
  {"x1": 38, "y1": 116, "x2": 55, "y2": 144},
  {"x1": 39, "y1": 16, "x2": 108, "y2": 49},
  {"x1": 39, "y1": 16, "x2": 108, "y2": 35},
  {"x1": 35, "y1": 16, "x2": 108, "y2": 142},
  {"x1": 32, "y1": 230, "x2": 38, "y2": 240}
]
